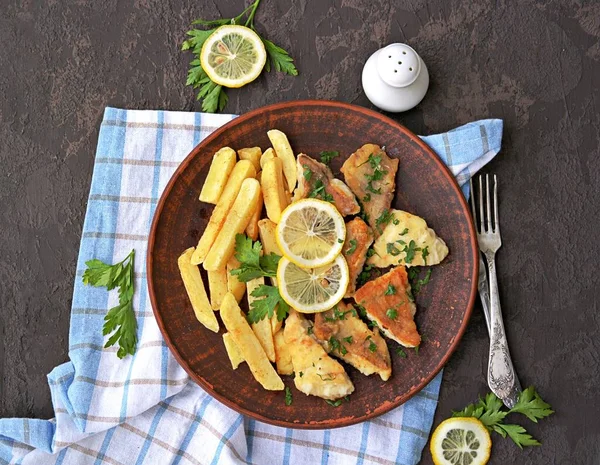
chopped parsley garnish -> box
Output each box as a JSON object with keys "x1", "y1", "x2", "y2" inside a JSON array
[
  {"x1": 299, "y1": 371, "x2": 304, "y2": 377},
  {"x1": 362, "y1": 193, "x2": 371, "y2": 202},
  {"x1": 337, "y1": 238, "x2": 344, "y2": 243},
  {"x1": 317, "y1": 373, "x2": 336, "y2": 381},
  {"x1": 325, "y1": 396, "x2": 349, "y2": 407},
  {"x1": 346, "y1": 239, "x2": 357, "y2": 255},
  {"x1": 319, "y1": 150, "x2": 340, "y2": 165},
  {"x1": 302, "y1": 164, "x2": 312, "y2": 181},
  {"x1": 406, "y1": 288, "x2": 415, "y2": 303},
  {"x1": 386, "y1": 308, "x2": 398, "y2": 319},
  {"x1": 386, "y1": 242, "x2": 401, "y2": 256},
  {"x1": 396, "y1": 347, "x2": 407, "y2": 358},
  {"x1": 343, "y1": 336, "x2": 353, "y2": 344},
  {"x1": 404, "y1": 240, "x2": 421, "y2": 264},
  {"x1": 400, "y1": 228, "x2": 409, "y2": 236},
  {"x1": 385, "y1": 284, "x2": 396, "y2": 295},
  {"x1": 285, "y1": 386, "x2": 293, "y2": 405},
  {"x1": 307, "y1": 325, "x2": 314, "y2": 335},
  {"x1": 414, "y1": 345, "x2": 420, "y2": 355},
  {"x1": 409, "y1": 268, "x2": 433, "y2": 294},
  {"x1": 308, "y1": 179, "x2": 334, "y2": 202},
  {"x1": 356, "y1": 304, "x2": 367, "y2": 317},
  {"x1": 366, "y1": 248, "x2": 376, "y2": 258},
  {"x1": 329, "y1": 336, "x2": 348, "y2": 355},
  {"x1": 360, "y1": 153, "x2": 388, "y2": 195},
  {"x1": 392, "y1": 218, "x2": 400, "y2": 225},
  {"x1": 325, "y1": 306, "x2": 350, "y2": 322},
  {"x1": 375, "y1": 209, "x2": 394, "y2": 233},
  {"x1": 422, "y1": 246, "x2": 429, "y2": 263},
  {"x1": 366, "y1": 336, "x2": 377, "y2": 352},
  {"x1": 366, "y1": 183, "x2": 382, "y2": 194}
]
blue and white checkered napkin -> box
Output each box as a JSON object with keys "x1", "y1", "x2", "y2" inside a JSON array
[{"x1": 0, "y1": 108, "x2": 502, "y2": 465}]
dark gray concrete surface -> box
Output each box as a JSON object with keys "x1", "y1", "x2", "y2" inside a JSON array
[{"x1": 1, "y1": 0, "x2": 598, "y2": 463}]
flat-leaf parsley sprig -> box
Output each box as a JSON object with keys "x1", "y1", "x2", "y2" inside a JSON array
[
  {"x1": 182, "y1": 0, "x2": 298, "y2": 113},
  {"x1": 83, "y1": 249, "x2": 137, "y2": 359}
]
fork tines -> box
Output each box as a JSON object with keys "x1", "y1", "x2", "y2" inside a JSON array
[{"x1": 469, "y1": 174, "x2": 499, "y2": 234}]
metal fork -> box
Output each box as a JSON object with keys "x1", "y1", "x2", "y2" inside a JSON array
[{"x1": 470, "y1": 174, "x2": 520, "y2": 408}]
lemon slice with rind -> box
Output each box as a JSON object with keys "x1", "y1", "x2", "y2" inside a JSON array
[
  {"x1": 277, "y1": 255, "x2": 349, "y2": 313},
  {"x1": 430, "y1": 417, "x2": 492, "y2": 465},
  {"x1": 200, "y1": 25, "x2": 266, "y2": 88},
  {"x1": 276, "y1": 199, "x2": 346, "y2": 268}
]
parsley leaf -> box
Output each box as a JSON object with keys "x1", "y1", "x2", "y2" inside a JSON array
[
  {"x1": 285, "y1": 386, "x2": 293, "y2": 406},
  {"x1": 366, "y1": 335, "x2": 377, "y2": 352},
  {"x1": 396, "y1": 347, "x2": 407, "y2": 358},
  {"x1": 346, "y1": 239, "x2": 358, "y2": 255},
  {"x1": 308, "y1": 180, "x2": 334, "y2": 202},
  {"x1": 302, "y1": 164, "x2": 312, "y2": 181},
  {"x1": 386, "y1": 242, "x2": 401, "y2": 256},
  {"x1": 421, "y1": 246, "x2": 429, "y2": 263},
  {"x1": 230, "y1": 234, "x2": 280, "y2": 282},
  {"x1": 83, "y1": 249, "x2": 137, "y2": 359},
  {"x1": 386, "y1": 308, "x2": 398, "y2": 319},
  {"x1": 343, "y1": 336, "x2": 353, "y2": 344},
  {"x1": 404, "y1": 240, "x2": 421, "y2": 264},
  {"x1": 325, "y1": 396, "x2": 349, "y2": 407},
  {"x1": 509, "y1": 386, "x2": 554, "y2": 423},
  {"x1": 375, "y1": 209, "x2": 393, "y2": 233},
  {"x1": 319, "y1": 150, "x2": 340, "y2": 165},
  {"x1": 385, "y1": 284, "x2": 396, "y2": 295},
  {"x1": 247, "y1": 285, "x2": 289, "y2": 323},
  {"x1": 262, "y1": 38, "x2": 298, "y2": 76}
]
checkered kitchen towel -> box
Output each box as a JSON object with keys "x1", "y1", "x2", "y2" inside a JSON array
[{"x1": 0, "y1": 108, "x2": 502, "y2": 465}]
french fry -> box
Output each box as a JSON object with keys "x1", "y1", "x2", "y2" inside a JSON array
[
  {"x1": 247, "y1": 277, "x2": 276, "y2": 362},
  {"x1": 223, "y1": 332, "x2": 245, "y2": 369},
  {"x1": 260, "y1": 147, "x2": 276, "y2": 169},
  {"x1": 177, "y1": 247, "x2": 219, "y2": 333},
  {"x1": 226, "y1": 256, "x2": 246, "y2": 303},
  {"x1": 204, "y1": 178, "x2": 261, "y2": 271},
  {"x1": 220, "y1": 292, "x2": 284, "y2": 390},
  {"x1": 267, "y1": 129, "x2": 297, "y2": 191},
  {"x1": 244, "y1": 188, "x2": 263, "y2": 241},
  {"x1": 191, "y1": 160, "x2": 256, "y2": 264},
  {"x1": 256, "y1": 171, "x2": 262, "y2": 184},
  {"x1": 256, "y1": 219, "x2": 284, "y2": 333},
  {"x1": 274, "y1": 330, "x2": 294, "y2": 375},
  {"x1": 261, "y1": 157, "x2": 290, "y2": 223},
  {"x1": 207, "y1": 267, "x2": 228, "y2": 310},
  {"x1": 199, "y1": 147, "x2": 237, "y2": 204},
  {"x1": 237, "y1": 147, "x2": 262, "y2": 172}
]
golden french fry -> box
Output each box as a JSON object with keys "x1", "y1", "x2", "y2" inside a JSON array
[
  {"x1": 271, "y1": 314, "x2": 283, "y2": 335},
  {"x1": 204, "y1": 178, "x2": 261, "y2": 271},
  {"x1": 274, "y1": 330, "x2": 293, "y2": 375},
  {"x1": 177, "y1": 247, "x2": 219, "y2": 333},
  {"x1": 191, "y1": 160, "x2": 256, "y2": 264},
  {"x1": 220, "y1": 293, "x2": 284, "y2": 390},
  {"x1": 256, "y1": 171, "x2": 262, "y2": 184},
  {"x1": 260, "y1": 147, "x2": 276, "y2": 169},
  {"x1": 244, "y1": 188, "x2": 263, "y2": 241},
  {"x1": 267, "y1": 129, "x2": 297, "y2": 191},
  {"x1": 223, "y1": 332, "x2": 245, "y2": 369},
  {"x1": 226, "y1": 256, "x2": 246, "y2": 303},
  {"x1": 261, "y1": 157, "x2": 290, "y2": 223},
  {"x1": 247, "y1": 277, "x2": 276, "y2": 362},
  {"x1": 207, "y1": 267, "x2": 228, "y2": 310},
  {"x1": 237, "y1": 147, "x2": 262, "y2": 172},
  {"x1": 256, "y1": 219, "x2": 284, "y2": 333},
  {"x1": 199, "y1": 147, "x2": 237, "y2": 204}
]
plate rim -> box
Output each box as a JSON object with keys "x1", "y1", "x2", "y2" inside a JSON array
[{"x1": 147, "y1": 99, "x2": 478, "y2": 429}]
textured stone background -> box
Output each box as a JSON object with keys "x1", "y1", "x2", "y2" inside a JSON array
[{"x1": 0, "y1": 0, "x2": 599, "y2": 463}]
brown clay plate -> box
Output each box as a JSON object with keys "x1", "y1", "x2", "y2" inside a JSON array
[{"x1": 147, "y1": 100, "x2": 477, "y2": 429}]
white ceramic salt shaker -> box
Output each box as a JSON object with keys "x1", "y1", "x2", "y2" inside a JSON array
[{"x1": 362, "y1": 43, "x2": 429, "y2": 113}]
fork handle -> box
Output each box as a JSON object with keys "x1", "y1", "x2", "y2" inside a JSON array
[{"x1": 485, "y1": 253, "x2": 518, "y2": 406}]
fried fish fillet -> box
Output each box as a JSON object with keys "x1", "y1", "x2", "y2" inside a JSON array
[
  {"x1": 353, "y1": 266, "x2": 420, "y2": 348},
  {"x1": 340, "y1": 144, "x2": 399, "y2": 233},
  {"x1": 313, "y1": 303, "x2": 392, "y2": 381},
  {"x1": 343, "y1": 218, "x2": 374, "y2": 298},
  {"x1": 294, "y1": 154, "x2": 360, "y2": 216},
  {"x1": 284, "y1": 310, "x2": 355, "y2": 400}
]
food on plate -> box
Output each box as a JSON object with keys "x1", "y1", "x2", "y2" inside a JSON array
[
  {"x1": 354, "y1": 266, "x2": 420, "y2": 348},
  {"x1": 340, "y1": 144, "x2": 399, "y2": 234},
  {"x1": 180, "y1": 128, "x2": 450, "y2": 401},
  {"x1": 247, "y1": 277, "x2": 276, "y2": 362},
  {"x1": 220, "y1": 292, "x2": 284, "y2": 390},
  {"x1": 368, "y1": 209, "x2": 449, "y2": 268},
  {"x1": 276, "y1": 198, "x2": 346, "y2": 268},
  {"x1": 199, "y1": 147, "x2": 237, "y2": 204},
  {"x1": 260, "y1": 147, "x2": 276, "y2": 169},
  {"x1": 342, "y1": 218, "x2": 374, "y2": 298},
  {"x1": 313, "y1": 303, "x2": 391, "y2": 381},
  {"x1": 237, "y1": 147, "x2": 262, "y2": 171},
  {"x1": 178, "y1": 247, "x2": 219, "y2": 332},
  {"x1": 207, "y1": 267, "x2": 228, "y2": 310},
  {"x1": 192, "y1": 160, "x2": 257, "y2": 264},
  {"x1": 261, "y1": 157, "x2": 291, "y2": 223},
  {"x1": 204, "y1": 178, "x2": 261, "y2": 271},
  {"x1": 267, "y1": 129, "x2": 297, "y2": 191},
  {"x1": 277, "y1": 255, "x2": 349, "y2": 313},
  {"x1": 284, "y1": 310, "x2": 354, "y2": 400},
  {"x1": 226, "y1": 257, "x2": 247, "y2": 303},
  {"x1": 294, "y1": 154, "x2": 360, "y2": 216},
  {"x1": 273, "y1": 330, "x2": 294, "y2": 375},
  {"x1": 223, "y1": 332, "x2": 245, "y2": 369}
]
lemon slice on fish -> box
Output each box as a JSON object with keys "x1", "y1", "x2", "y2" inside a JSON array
[
  {"x1": 277, "y1": 255, "x2": 349, "y2": 313},
  {"x1": 276, "y1": 199, "x2": 346, "y2": 268},
  {"x1": 430, "y1": 417, "x2": 491, "y2": 465},
  {"x1": 200, "y1": 25, "x2": 267, "y2": 88}
]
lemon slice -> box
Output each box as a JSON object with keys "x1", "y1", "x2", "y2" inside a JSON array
[
  {"x1": 276, "y1": 199, "x2": 346, "y2": 268},
  {"x1": 200, "y1": 25, "x2": 267, "y2": 88},
  {"x1": 430, "y1": 417, "x2": 491, "y2": 465},
  {"x1": 277, "y1": 255, "x2": 349, "y2": 313}
]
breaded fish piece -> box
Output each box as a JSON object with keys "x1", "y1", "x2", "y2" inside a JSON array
[
  {"x1": 284, "y1": 310, "x2": 354, "y2": 400},
  {"x1": 353, "y1": 266, "x2": 420, "y2": 348},
  {"x1": 294, "y1": 154, "x2": 360, "y2": 216},
  {"x1": 343, "y1": 218, "x2": 374, "y2": 298},
  {"x1": 313, "y1": 303, "x2": 392, "y2": 381},
  {"x1": 340, "y1": 144, "x2": 399, "y2": 233}
]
